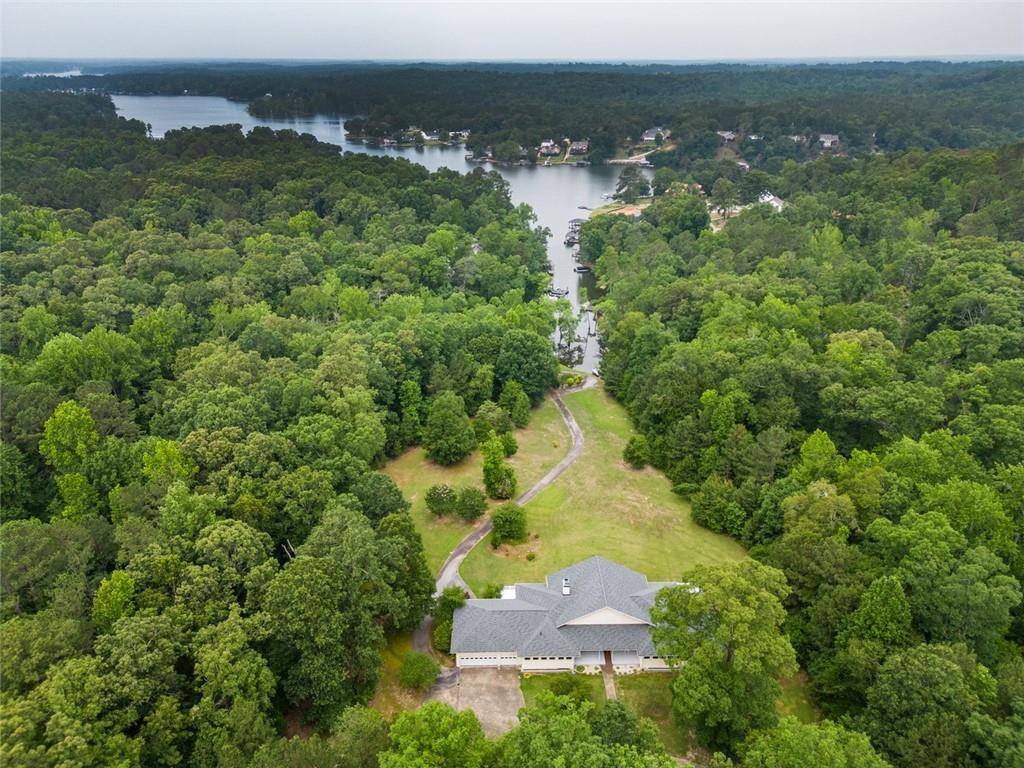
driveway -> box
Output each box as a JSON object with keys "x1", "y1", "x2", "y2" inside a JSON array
[{"x1": 426, "y1": 668, "x2": 524, "y2": 737}]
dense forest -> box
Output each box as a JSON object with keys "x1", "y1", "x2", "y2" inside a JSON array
[
  {"x1": 585, "y1": 141, "x2": 1024, "y2": 765},
  {"x1": 2, "y1": 82, "x2": 1023, "y2": 768},
  {"x1": 9, "y1": 61, "x2": 1024, "y2": 161},
  {"x1": 0, "y1": 91, "x2": 574, "y2": 766}
]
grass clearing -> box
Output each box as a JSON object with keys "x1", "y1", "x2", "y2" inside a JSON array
[
  {"x1": 461, "y1": 386, "x2": 746, "y2": 593},
  {"x1": 368, "y1": 632, "x2": 422, "y2": 719},
  {"x1": 384, "y1": 397, "x2": 570, "y2": 575},
  {"x1": 777, "y1": 672, "x2": 820, "y2": 723},
  {"x1": 616, "y1": 673, "x2": 688, "y2": 756},
  {"x1": 520, "y1": 672, "x2": 606, "y2": 708}
]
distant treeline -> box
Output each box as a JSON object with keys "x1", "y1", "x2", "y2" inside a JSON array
[{"x1": 8, "y1": 61, "x2": 1024, "y2": 162}]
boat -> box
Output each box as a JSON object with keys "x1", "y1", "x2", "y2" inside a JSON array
[
  {"x1": 574, "y1": 265, "x2": 592, "y2": 273},
  {"x1": 546, "y1": 287, "x2": 570, "y2": 298}
]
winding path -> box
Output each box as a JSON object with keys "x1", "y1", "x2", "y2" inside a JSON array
[{"x1": 412, "y1": 377, "x2": 594, "y2": 653}]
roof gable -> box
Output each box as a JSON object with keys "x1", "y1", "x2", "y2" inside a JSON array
[{"x1": 561, "y1": 606, "x2": 650, "y2": 627}]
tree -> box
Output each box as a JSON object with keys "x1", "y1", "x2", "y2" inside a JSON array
[
  {"x1": 710, "y1": 177, "x2": 738, "y2": 213},
  {"x1": 498, "y1": 380, "x2": 531, "y2": 428},
  {"x1": 351, "y1": 472, "x2": 410, "y2": 524},
  {"x1": 482, "y1": 431, "x2": 517, "y2": 499},
  {"x1": 615, "y1": 166, "x2": 651, "y2": 204},
  {"x1": 474, "y1": 401, "x2": 514, "y2": 442},
  {"x1": 399, "y1": 652, "x2": 440, "y2": 690},
  {"x1": 623, "y1": 435, "x2": 649, "y2": 468},
  {"x1": 651, "y1": 560, "x2": 798, "y2": 752},
  {"x1": 422, "y1": 391, "x2": 477, "y2": 466},
  {"x1": 332, "y1": 705, "x2": 390, "y2": 768},
  {"x1": 39, "y1": 400, "x2": 100, "y2": 472},
  {"x1": 425, "y1": 483, "x2": 457, "y2": 517},
  {"x1": 497, "y1": 691, "x2": 610, "y2": 768},
  {"x1": 380, "y1": 701, "x2": 489, "y2": 768},
  {"x1": 740, "y1": 718, "x2": 891, "y2": 768},
  {"x1": 495, "y1": 330, "x2": 557, "y2": 405},
  {"x1": 454, "y1": 486, "x2": 488, "y2": 521},
  {"x1": 490, "y1": 502, "x2": 527, "y2": 547},
  {"x1": 91, "y1": 570, "x2": 135, "y2": 634},
  {"x1": 863, "y1": 644, "x2": 988, "y2": 768}
]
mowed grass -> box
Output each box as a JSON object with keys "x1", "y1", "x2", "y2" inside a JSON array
[
  {"x1": 461, "y1": 386, "x2": 746, "y2": 593},
  {"x1": 777, "y1": 672, "x2": 820, "y2": 723},
  {"x1": 384, "y1": 397, "x2": 570, "y2": 575},
  {"x1": 616, "y1": 673, "x2": 689, "y2": 757},
  {"x1": 368, "y1": 632, "x2": 422, "y2": 718},
  {"x1": 520, "y1": 672, "x2": 606, "y2": 708}
]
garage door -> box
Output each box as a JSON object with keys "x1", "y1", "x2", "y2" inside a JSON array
[{"x1": 457, "y1": 653, "x2": 519, "y2": 668}]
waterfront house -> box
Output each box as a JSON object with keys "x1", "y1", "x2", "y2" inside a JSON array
[
  {"x1": 641, "y1": 127, "x2": 667, "y2": 142},
  {"x1": 819, "y1": 133, "x2": 840, "y2": 149},
  {"x1": 716, "y1": 130, "x2": 737, "y2": 142},
  {"x1": 569, "y1": 140, "x2": 590, "y2": 155}
]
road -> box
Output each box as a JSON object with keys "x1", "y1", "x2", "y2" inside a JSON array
[{"x1": 412, "y1": 377, "x2": 594, "y2": 653}]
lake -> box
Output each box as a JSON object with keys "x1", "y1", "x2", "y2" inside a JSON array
[{"x1": 113, "y1": 94, "x2": 643, "y2": 371}]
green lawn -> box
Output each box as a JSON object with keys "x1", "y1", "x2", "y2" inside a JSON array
[
  {"x1": 461, "y1": 386, "x2": 746, "y2": 593},
  {"x1": 368, "y1": 632, "x2": 422, "y2": 719},
  {"x1": 384, "y1": 397, "x2": 570, "y2": 575},
  {"x1": 777, "y1": 672, "x2": 820, "y2": 723},
  {"x1": 520, "y1": 672, "x2": 606, "y2": 708},
  {"x1": 616, "y1": 673, "x2": 688, "y2": 757}
]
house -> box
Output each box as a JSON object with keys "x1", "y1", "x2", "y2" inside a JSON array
[
  {"x1": 736, "y1": 160, "x2": 750, "y2": 171},
  {"x1": 748, "y1": 133, "x2": 763, "y2": 141},
  {"x1": 819, "y1": 133, "x2": 840, "y2": 149},
  {"x1": 641, "y1": 127, "x2": 667, "y2": 142},
  {"x1": 569, "y1": 140, "x2": 590, "y2": 155},
  {"x1": 538, "y1": 140, "x2": 561, "y2": 157},
  {"x1": 787, "y1": 134, "x2": 806, "y2": 143},
  {"x1": 716, "y1": 130, "x2": 737, "y2": 142},
  {"x1": 757, "y1": 191, "x2": 786, "y2": 211},
  {"x1": 451, "y1": 556, "x2": 678, "y2": 673}
]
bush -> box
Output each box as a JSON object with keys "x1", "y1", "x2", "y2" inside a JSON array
[
  {"x1": 474, "y1": 400, "x2": 514, "y2": 442},
  {"x1": 491, "y1": 502, "x2": 527, "y2": 547},
  {"x1": 525, "y1": 552, "x2": 536, "y2": 561},
  {"x1": 480, "y1": 584, "x2": 503, "y2": 598},
  {"x1": 500, "y1": 432, "x2": 518, "y2": 457},
  {"x1": 548, "y1": 673, "x2": 592, "y2": 704},
  {"x1": 432, "y1": 620, "x2": 453, "y2": 653},
  {"x1": 623, "y1": 434, "x2": 649, "y2": 469},
  {"x1": 425, "y1": 483, "x2": 457, "y2": 517},
  {"x1": 454, "y1": 486, "x2": 488, "y2": 521},
  {"x1": 399, "y1": 652, "x2": 440, "y2": 690}
]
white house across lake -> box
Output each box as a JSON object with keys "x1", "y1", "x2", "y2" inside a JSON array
[{"x1": 451, "y1": 556, "x2": 675, "y2": 673}]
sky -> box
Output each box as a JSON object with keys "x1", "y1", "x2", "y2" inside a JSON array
[{"x1": 2, "y1": 0, "x2": 1022, "y2": 62}]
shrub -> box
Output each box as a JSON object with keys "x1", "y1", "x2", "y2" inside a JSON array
[
  {"x1": 623, "y1": 434, "x2": 649, "y2": 469},
  {"x1": 432, "y1": 620, "x2": 453, "y2": 653},
  {"x1": 399, "y1": 652, "x2": 440, "y2": 690},
  {"x1": 525, "y1": 552, "x2": 536, "y2": 561},
  {"x1": 548, "y1": 673, "x2": 592, "y2": 703},
  {"x1": 491, "y1": 502, "x2": 526, "y2": 547},
  {"x1": 454, "y1": 486, "x2": 487, "y2": 521},
  {"x1": 480, "y1": 583, "x2": 503, "y2": 598},
  {"x1": 425, "y1": 483, "x2": 457, "y2": 517},
  {"x1": 500, "y1": 432, "x2": 518, "y2": 457}
]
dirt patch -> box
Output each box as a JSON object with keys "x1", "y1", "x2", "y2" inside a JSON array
[{"x1": 427, "y1": 668, "x2": 524, "y2": 737}]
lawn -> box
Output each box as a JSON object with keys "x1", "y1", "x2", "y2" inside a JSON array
[
  {"x1": 384, "y1": 396, "x2": 570, "y2": 575},
  {"x1": 368, "y1": 632, "x2": 422, "y2": 719},
  {"x1": 520, "y1": 672, "x2": 606, "y2": 708},
  {"x1": 460, "y1": 386, "x2": 746, "y2": 593},
  {"x1": 616, "y1": 674, "x2": 688, "y2": 756},
  {"x1": 777, "y1": 672, "x2": 820, "y2": 723}
]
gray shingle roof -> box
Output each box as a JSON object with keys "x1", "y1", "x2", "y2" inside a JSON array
[{"x1": 451, "y1": 556, "x2": 676, "y2": 657}]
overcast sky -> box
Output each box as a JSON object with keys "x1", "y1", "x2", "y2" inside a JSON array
[{"x1": 2, "y1": 1, "x2": 1022, "y2": 62}]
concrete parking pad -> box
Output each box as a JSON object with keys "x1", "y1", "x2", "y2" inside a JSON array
[{"x1": 427, "y1": 668, "x2": 524, "y2": 737}]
